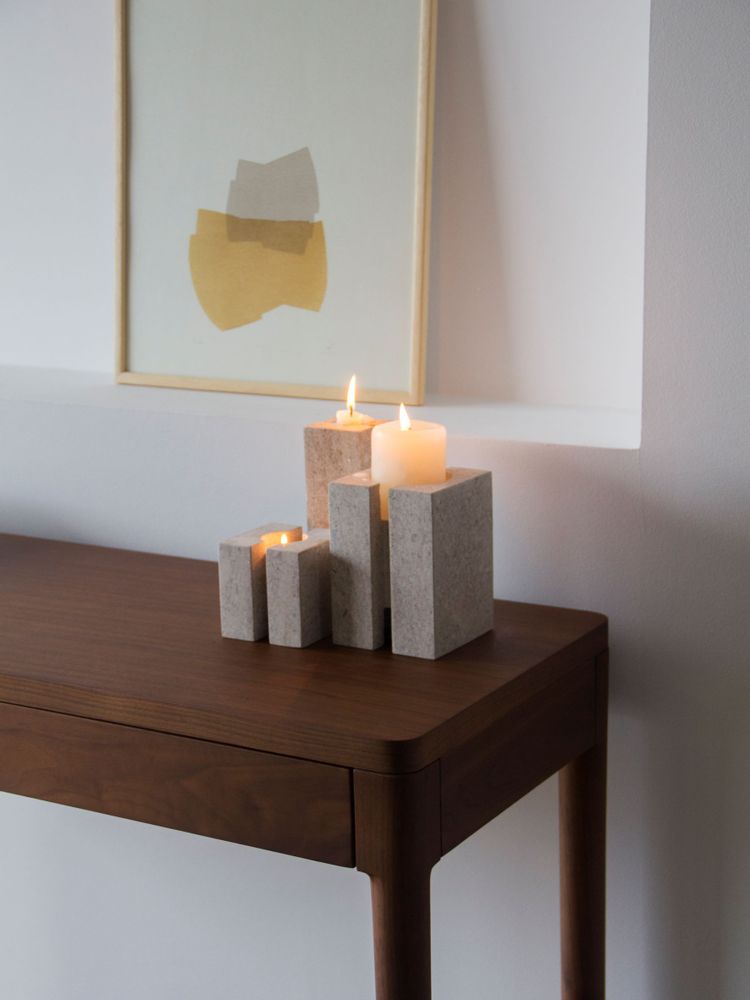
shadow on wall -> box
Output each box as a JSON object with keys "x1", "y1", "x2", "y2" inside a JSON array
[
  {"x1": 426, "y1": 0, "x2": 648, "y2": 414},
  {"x1": 0, "y1": 503, "x2": 81, "y2": 547},
  {"x1": 633, "y1": 485, "x2": 750, "y2": 1000},
  {"x1": 427, "y1": 0, "x2": 515, "y2": 401}
]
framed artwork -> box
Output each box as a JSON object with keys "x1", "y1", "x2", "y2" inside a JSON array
[{"x1": 116, "y1": 0, "x2": 436, "y2": 404}]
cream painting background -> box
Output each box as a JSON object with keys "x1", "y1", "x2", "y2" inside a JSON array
[{"x1": 127, "y1": 0, "x2": 425, "y2": 394}]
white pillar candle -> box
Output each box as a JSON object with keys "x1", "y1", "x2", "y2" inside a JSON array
[{"x1": 371, "y1": 405, "x2": 447, "y2": 518}]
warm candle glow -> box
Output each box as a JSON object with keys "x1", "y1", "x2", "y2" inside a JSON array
[
  {"x1": 335, "y1": 374, "x2": 374, "y2": 426},
  {"x1": 260, "y1": 528, "x2": 303, "y2": 552},
  {"x1": 399, "y1": 403, "x2": 412, "y2": 431}
]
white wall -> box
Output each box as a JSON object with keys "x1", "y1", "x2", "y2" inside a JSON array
[
  {"x1": 0, "y1": 0, "x2": 648, "y2": 415},
  {"x1": 1, "y1": 1, "x2": 749, "y2": 999},
  {"x1": 430, "y1": 0, "x2": 649, "y2": 411},
  {"x1": 0, "y1": 0, "x2": 115, "y2": 374}
]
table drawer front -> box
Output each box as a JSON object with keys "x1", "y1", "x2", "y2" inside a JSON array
[{"x1": 0, "y1": 702, "x2": 353, "y2": 867}]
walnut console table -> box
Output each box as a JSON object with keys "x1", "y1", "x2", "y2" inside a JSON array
[{"x1": 0, "y1": 535, "x2": 608, "y2": 999}]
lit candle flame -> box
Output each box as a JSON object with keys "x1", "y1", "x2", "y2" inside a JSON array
[
  {"x1": 346, "y1": 375, "x2": 357, "y2": 417},
  {"x1": 280, "y1": 533, "x2": 289, "y2": 546},
  {"x1": 399, "y1": 403, "x2": 412, "y2": 431}
]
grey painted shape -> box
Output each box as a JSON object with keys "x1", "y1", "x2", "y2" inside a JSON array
[
  {"x1": 304, "y1": 422, "x2": 377, "y2": 529},
  {"x1": 226, "y1": 147, "x2": 320, "y2": 223},
  {"x1": 267, "y1": 528, "x2": 332, "y2": 648},
  {"x1": 218, "y1": 522, "x2": 303, "y2": 641},
  {"x1": 329, "y1": 472, "x2": 387, "y2": 650},
  {"x1": 389, "y1": 469, "x2": 494, "y2": 659}
]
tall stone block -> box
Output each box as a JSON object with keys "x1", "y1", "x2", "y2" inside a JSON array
[
  {"x1": 304, "y1": 422, "x2": 382, "y2": 529},
  {"x1": 218, "y1": 523, "x2": 303, "y2": 640},
  {"x1": 267, "y1": 529, "x2": 332, "y2": 648},
  {"x1": 329, "y1": 472, "x2": 388, "y2": 650},
  {"x1": 389, "y1": 469, "x2": 494, "y2": 659}
]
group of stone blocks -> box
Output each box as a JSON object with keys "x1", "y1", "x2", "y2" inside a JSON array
[
  {"x1": 331, "y1": 468, "x2": 493, "y2": 659},
  {"x1": 219, "y1": 523, "x2": 331, "y2": 649},
  {"x1": 219, "y1": 468, "x2": 493, "y2": 660}
]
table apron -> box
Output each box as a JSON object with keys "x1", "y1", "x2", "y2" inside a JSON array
[{"x1": 440, "y1": 659, "x2": 597, "y2": 854}]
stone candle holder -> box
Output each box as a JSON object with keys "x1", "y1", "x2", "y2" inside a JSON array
[
  {"x1": 328, "y1": 472, "x2": 389, "y2": 651},
  {"x1": 304, "y1": 420, "x2": 383, "y2": 529},
  {"x1": 266, "y1": 528, "x2": 332, "y2": 648},
  {"x1": 218, "y1": 523, "x2": 303, "y2": 640},
  {"x1": 328, "y1": 468, "x2": 493, "y2": 659},
  {"x1": 389, "y1": 469, "x2": 494, "y2": 659}
]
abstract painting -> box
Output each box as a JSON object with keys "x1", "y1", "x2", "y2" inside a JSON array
[
  {"x1": 189, "y1": 149, "x2": 328, "y2": 331},
  {"x1": 117, "y1": 0, "x2": 436, "y2": 403}
]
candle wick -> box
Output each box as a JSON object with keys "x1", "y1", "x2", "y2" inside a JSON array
[{"x1": 348, "y1": 404, "x2": 354, "y2": 417}]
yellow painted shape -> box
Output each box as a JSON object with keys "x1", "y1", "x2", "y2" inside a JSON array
[{"x1": 189, "y1": 210, "x2": 327, "y2": 331}]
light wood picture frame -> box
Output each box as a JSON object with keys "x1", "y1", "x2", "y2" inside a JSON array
[{"x1": 116, "y1": 0, "x2": 436, "y2": 404}]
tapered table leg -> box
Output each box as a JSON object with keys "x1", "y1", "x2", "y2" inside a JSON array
[
  {"x1": 354, "y1": 763, "x2": 442, "y2": 1000},
  {"x1": 369, "y1": 864, "x2": 433, "y2": 999},
  {"x1": 559, "y1": 654, "x2": 608, "y2": 1000}
]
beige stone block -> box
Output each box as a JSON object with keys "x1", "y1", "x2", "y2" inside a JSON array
[
  {"x1": 304, "y1": 421, "x2": 382, "y2": 529},
  {"x1": 218, "y1": 523, "x2": 303, "y2": 641},
  {"x1": 389, "y1": 469, "x2": 494, "y2": 659},
  {"x1": 329, "y1": 472, "x2": 388, "y2": 650},
  {"x1": 267, "y1": 529, "x2": 332, "y2": 648}
]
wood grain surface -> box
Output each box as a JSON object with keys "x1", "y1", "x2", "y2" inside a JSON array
[
  {"x1": 560, "y1": 651, "x2": 609, "y2": 999},
  {"x1": 441, "y1": 659, "x2": 597, "y2": 853},
  {"x1": 0, "y1": 701, "x2": 353, "y2": 866},
  {"x1": 355, "y1": 764, "x2": 441, "y2": 1000},
  {"x1": 0, "y1": 534, "x2": 607, "y2": 773}
]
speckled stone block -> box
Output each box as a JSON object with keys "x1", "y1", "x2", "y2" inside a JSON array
[
  {"x1": 389, "y1": 469, "x2": 494, "y2": 660},
  {"x1": 218, "y1": 523, "x2": 303, "y2": 641},
  {"x1": 329, "y1": 472, "x2": 388, "y2": 650},
  {"x1": 267, "y1": 529, "x2": 332, "y2": 648},
  {"x1": 304, "y1": 421, "x2": 382, "y2": 529}
]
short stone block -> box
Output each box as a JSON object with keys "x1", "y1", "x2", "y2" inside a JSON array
[
  {"x1": 389, "y1": 469, "x2": 494, "y2": 660},
  {"x1": 267, "y1": 529, "x2": 332, "y2": 648},
  {"x1": 304, "y1": 421, "x2": 382, "y2": 529},
  {"x1": 329, "y1": 472, "x2": 388, "y2": 650},
  {"x1": 218, "y1": 523, "x2": 303, "y2": 641}
]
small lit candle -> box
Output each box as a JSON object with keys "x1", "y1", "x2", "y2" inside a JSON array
[
  {"x1": 371, "y1": 404, "x2": 447, "y2": 518},
  {"x1": 260, "y1": 529, "x2": 298, "y2": 551},
  {"x1": 266, "y1": 528, "x2": 332, "y2": 648},
  {"x1": 336, "y1": 376, "x2": 375, "y2": 426}
]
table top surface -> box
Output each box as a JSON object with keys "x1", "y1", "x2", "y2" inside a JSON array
[{"x1": 0, "y1": 534, "x2": 607, "y2": 773}]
